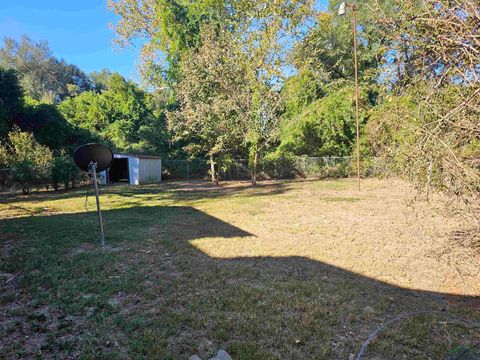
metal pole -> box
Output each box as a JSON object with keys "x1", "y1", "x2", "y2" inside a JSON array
[
  {"x1": 353, "y1": 5, "x2": 361, "y2": 191},
  {"x1": 90, "y1": 162, "x2": 105, "y2": 248}
]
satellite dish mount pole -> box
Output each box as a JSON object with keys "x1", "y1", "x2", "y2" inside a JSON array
[{"x1": 88, "y1": 161, "x2": 105, "y2": 248}]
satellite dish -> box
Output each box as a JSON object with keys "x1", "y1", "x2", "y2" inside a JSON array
[
  {"x1": 73, "y1": 143, "x2": 113, "y2": 172},
  {"x1": 73, "y1": 143, "x2": 113, "y2": 248}
]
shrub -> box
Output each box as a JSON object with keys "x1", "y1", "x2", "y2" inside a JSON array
[
  {"x1": 218, "y1": 155, "x2": 249, "y2": 181},
  {"x1": 51, "y1": 151, "x2": 81, "y2": 190},
  {"x1": 1, "y1": 129, "x2": 52, "y2": 194},
  {"x1": 260, "y1": 153, "x2": 298, "y2": 179}
]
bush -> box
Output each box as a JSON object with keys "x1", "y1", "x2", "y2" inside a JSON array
[
  {"x1": 260, "y1": 153, "x2": 298, "y2": 179},
  {"x1": 51, "y1": 151, "x2": 81, "y2": 190},
  {"x1": 218, "y1": 155, "x2": 250, "y2": 181},
  {"x1": 0, "y1": 129, "x2": 52, "y2": 194}
]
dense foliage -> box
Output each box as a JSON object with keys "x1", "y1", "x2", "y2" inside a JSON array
[
  {"x1": 59, "y1": 73, "x2": 169, "y2": 154},
  {"x1": 0, "y1": 130, "x2": 53, "y2": 194},
  {"x1": 278, "y1": 83, "x2": 374, "y2": 157},
  {"x1": 0, "y1": 41, "x2": 170, "y2": 192},
  {"x1": 51, "y1": 150, "x2": 83, "y2": 191},
  {"x1": 0, "y1": 68, "x2": 23, "y2": 138},
  {"x1": 365, "y1": 0, "x2": 479, "y2": 219}
]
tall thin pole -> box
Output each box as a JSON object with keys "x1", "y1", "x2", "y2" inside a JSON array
[
  {"x1": 352, "y1": 5, "x2": 361, "y2": 191},
  {"x1": 90, "y1": 163, "x2": 105, "y2": 248}
]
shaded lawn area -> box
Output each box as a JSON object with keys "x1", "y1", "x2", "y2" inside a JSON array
[{"x1": 0, "y1": 179, "x2": 479, "y2": 359}]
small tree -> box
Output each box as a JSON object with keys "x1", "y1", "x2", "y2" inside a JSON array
[
  {"x1": 168, "y1": 26, "x2": 246, "y2": 185},
  {"x1": 243, "y1": 86, "x2": 282, "y2": 186},
  {"x1": 1, "y1": 129, "x2": 52, "y2": 194},
  {"x1": 231, "y1": 0, "x2": 312, "y2": 186}
]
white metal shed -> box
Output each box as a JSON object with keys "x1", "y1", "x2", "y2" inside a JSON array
[{"x1": 100, "y1": 154, "x2": 162, "y2": 185}]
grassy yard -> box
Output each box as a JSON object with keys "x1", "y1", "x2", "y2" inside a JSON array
[{"x1": 1, "y1": 178, "x2": 479, "y2": 359}]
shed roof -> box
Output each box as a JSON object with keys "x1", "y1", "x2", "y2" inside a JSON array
[{"x1": 114, "y1": 153, "x2": 162, "y2": 160}]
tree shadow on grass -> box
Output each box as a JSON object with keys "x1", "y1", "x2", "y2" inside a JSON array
[
  {"x1": 0, "y1": 180, "x2": 292, "y2": 206},
  {"x1": 106, "y1": 180, "x2": 292, "y2": 203},
  {"x1": 0, "y1": 205, "x2": 479, "y2": 360}
]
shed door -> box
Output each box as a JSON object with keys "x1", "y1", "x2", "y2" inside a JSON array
[{"x1": 138, "y1": 159, "x2": 162, "y2": 184}]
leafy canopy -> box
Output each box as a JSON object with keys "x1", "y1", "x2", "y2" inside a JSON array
[{"x1": 0, "y1": 35, "x2": 92, "y2": 102}]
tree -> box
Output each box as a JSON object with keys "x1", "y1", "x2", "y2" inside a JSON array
[
  {"x1": 20, "y1": 98, "x2": 75, "y2": 150},
  {"x1": 168, "y1": 26, "x2": 246, "y2": 184},
  {"x1": 1, "y1": 66, "x2": 85, "y2": 152},
  {"x1": 162, "y1": 0, "x2": 313, "y2": 184},
  {"x1": 59, "y1": 72, "x2": 169, "y2": 154},
  {"x1": 0, "y1": 68, "x2": 23, "y2": 138},
  {"x1": 90, "y1": 69, "x2": 114, "y2": 93},
  {"x1": 274, "y1": 0, "x2": 391, "y2": 165},
  {"x1": 230, "y1": 0, "x2": 314, "y2": 185},
  {"x1": 0, "y1": 35, "x2": 92, "y2": 101},
  {"x1": 367, "y1": 0, "x2": 480, "y2": 223},
  {"x1": 109, "y1": 0, "x2": 313, "y2": 87},
  {"x1": 292, "y1": 3, "x2": 387, "y2": 86},
  {"x1": 278, "y1": 84, "x2": 370, "y2": 157},
  {"x1": 108, "y1": 0, "x2": 227, "y2": 86},
  {"x1": 281, "y1": 70, "x2": 323, "y2": 120},
  {"x1": 243, "y1": 85, "x2": 282, "y2": 185}
]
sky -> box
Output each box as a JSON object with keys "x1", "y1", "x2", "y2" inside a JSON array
[{"x1": 0, "y1": 0, "x2": 329, "y2": 82}]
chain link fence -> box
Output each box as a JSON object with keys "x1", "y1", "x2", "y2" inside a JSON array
[
  {"x1": 162, "y1": 158, "x2": 251, "y2": 180},
  {"x1": 162, "y1": 155, "x2": 375, "y2": 181},
  {"x1": 2, "y1": 156, "x2": 384, "y2": 191}
]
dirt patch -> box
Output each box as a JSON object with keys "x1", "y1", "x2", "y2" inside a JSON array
[{"x1": 68, "y1": 242, "x2": 98, "y2": 256}]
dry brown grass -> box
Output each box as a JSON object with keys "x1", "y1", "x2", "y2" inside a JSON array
[{"x1": 189, "y1": 178, "x2": 480, "y2": 296}]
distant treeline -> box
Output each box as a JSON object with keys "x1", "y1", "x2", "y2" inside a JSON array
[{"x1": 0, "y1": 35, "x2": 170, "y2": 156}]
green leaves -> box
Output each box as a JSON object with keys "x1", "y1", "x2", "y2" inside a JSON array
[
  {"x1": 109, "y1": 0, "x2": 228, "y2": 85},
  {"x1": 2, "y1": 129, "x2": 53, "y2": 194},
  {"x1": 51, "y1": 150, "x2": 82, "y2": 190},
  {"x1": 58, "y1": 73, "x2": 169, "y2": 155},
  {"x1": 278, "y1": 84, "x2": 371, "y2": 157},
  {"x1": 109, "y1": 0, "x2": 314, "y2": 87},
  {"x1": 0, "y1": 35, "x2": 92, "y2": 101},
  {"x1": 168, "y1": 26, "x2": 247, "y2": 157}
]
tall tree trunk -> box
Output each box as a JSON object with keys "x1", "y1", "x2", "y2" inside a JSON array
[
  {"x1": 251, "y1": 147, "x2": 258, "y2": 186},
  {"x1": 209, "y1": 153, "x2": 218, "y2": 185}
]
